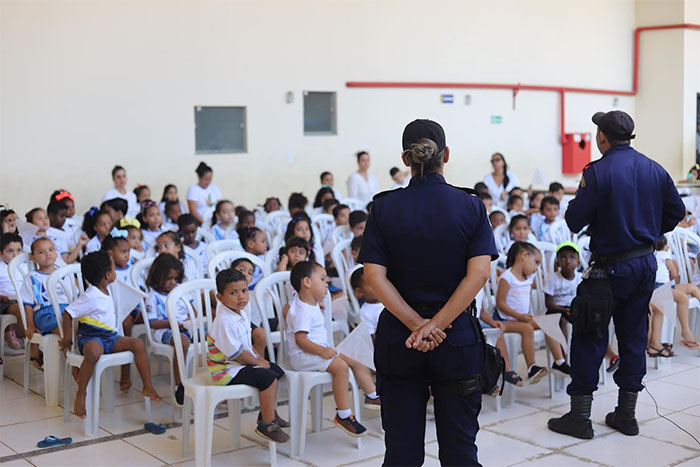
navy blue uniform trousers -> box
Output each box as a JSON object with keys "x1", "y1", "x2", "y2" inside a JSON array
[
  {"x1": 374, "y1": 309, "x2": 484, "y2": 466},
  {"x1": 568, "y1": 254, "x2": 656, "y2": 395}
]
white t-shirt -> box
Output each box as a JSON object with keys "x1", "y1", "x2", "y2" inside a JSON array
[
  {"x1": 286, "y1": 296, "x2": 329, "y2": 359},
  {"x1": 498, "y1": 268, "x2": 533, "y2": 320},
  {"x1": 0, "y1": 261, "x2": 15, "y2": 297},
  {"x1": 359, "y1": 301, "x2": 383, "y2": 334},
  {"x1": 145, "y1": 290, "x2": 190, "y2": 342},
  {"x1": 186, "y1": 183, "x2": 222, "y2": 219},
  {"x1": 189, "y1": 241, "x2": 208, "y2": 278},
  {"x1": 543, "y1": 271, "x2": 582, "y2": 308},
  {"x1": 207, "y1": 302, "x2": 255, "y2": 381},
  {"x1": 66, "y1": 286, "x2": 118, "y2": 334},
  {"x1": 103, "y1": 188, "x2": 139, "y2": 218},
  {"x1": 346, "y1": 172, "x2": 379, "y2": 205},
  {"x1": 85, "y1": 236, "x2": 102, "y2": 254},
  {"x1": 655, "y1": 249, "x2": 672, "y2": 283},
  {"x1": 20, "y1": 270, "x2": 70, "y2": 310},
  {"x1": 483, "y1": 170, "x2": 521, "y2": 208},
  {"x1": 141, "y1": 228, "x2": 164, "y2": 250}
]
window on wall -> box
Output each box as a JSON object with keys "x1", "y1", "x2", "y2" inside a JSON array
[
  {"x1": 194, "y1": 106, "x2": 247, "y2": 154},
  {"x1": 303, "y1": 91, "x2": 337, "y2": 135}
]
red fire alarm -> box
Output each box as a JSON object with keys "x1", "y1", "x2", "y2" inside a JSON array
[{"x1": 562, "y1": 133, "x2": 591, "y2": 174}]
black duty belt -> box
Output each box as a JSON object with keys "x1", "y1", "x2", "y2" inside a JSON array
[{"x1": 593, "y1": 244, "x2": 654, "y2": 265}]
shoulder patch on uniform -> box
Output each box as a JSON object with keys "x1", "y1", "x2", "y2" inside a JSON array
[{"x1": 580, "y1": 176, "x2": 586, "y2": 188}]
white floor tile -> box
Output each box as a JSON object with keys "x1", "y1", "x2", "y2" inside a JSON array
[
  {"x1": 674, "y1": 454, "x2": 700, "y2": 466},
  {"x1": 511, "y1": 452, "x2": 603, "y2": 466},
  {"x1": 479, "y1": 401, "x2": 541, "y2": 427},
  {"x1": 682, "y1": 404, "x2": 700, "y2": 418},
  {"x1": 96, "y1": 399, "x2": 176, "y2": 435},
  {"x1": 26, "y1": 439, "x2": 164, "y2": 466},
  {"x1": 0, "y1": 415, "x2": 110, "y2": 453},
  {"x1": 291, "y1": 425, "x2": 385, "y2": 465},
  {"x1": 0, "y1": 441, "x2": 17, "y2": 456},
  {"x1": 486, "y1": 410, "x2": 611, "y2": 450},
  {"x1": 172, "y1": 444, "x2": 306, "y2": 467},
  {"x1": 563, "y1": 431, "x2": 697, "y2": 466},
  {"x1": 655, "y1": 367, "x2": 700, "y2": 389},
  {"x1": 0, "y1": 394, "x2": 64, "y2": 425},
  {"x1": 0, "y1": 460, "x2": 34, "y2": 467},
  {"x1": 0, "y1": 379, "x2": 26, "y2": 402},
  {"x1": 639, "y1": 412, "x2": 700, "y2": 450},
  {"x1": 637, "y1": 380, "x2": 700, "y2": 412}
]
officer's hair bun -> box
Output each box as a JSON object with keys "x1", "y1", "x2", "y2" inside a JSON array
[{"x1": 406, "y1": 138, "x2": 438, "y2": 164}]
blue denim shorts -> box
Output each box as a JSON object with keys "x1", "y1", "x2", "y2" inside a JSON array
[{"x1": 34, "y1": 304, "x2": 66, "y2": 335}]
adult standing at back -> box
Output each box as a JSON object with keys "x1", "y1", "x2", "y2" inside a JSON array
[
  {"x1": 346, "y1": 151, "x2": 379, "y2": 205},
  {"x1": 103, "y1": 165, "x2": 139, "y2": 218},
  {"x1": 548, "y1": 110, "x2": 685, "y2": 440},
  {"x1": 186, "y1": 162, "x2": 222, "y2": 225},
  {"x1": 483, "y1": 152, "x2": 520, "y2": 207},
  {"x1": 360, "y1": 120, "x2": 497, "y2": 466}
]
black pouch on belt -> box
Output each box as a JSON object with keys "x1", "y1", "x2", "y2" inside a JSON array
[{"x1": 570, "y1": 267, "x2": 615, "y2": 338}]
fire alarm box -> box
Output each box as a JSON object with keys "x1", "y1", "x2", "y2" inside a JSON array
[{"x1": 562, "y1": 133, "x2": 591, "y2": 174}]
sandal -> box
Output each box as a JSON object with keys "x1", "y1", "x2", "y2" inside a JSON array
[
  {"x1": 680, "y1": 339, "x2": 700, "y2": 350},
  {"x1": 647, "y1": 346, "x2": 675, "y2": 358},
  {"x1": 144, "y1": 422, "x2": 166, "y2": 435},
  {"x1": 504, "y1": 370, "x2": 524, "y2": 386},
  {"x1": 37, "y1": 436, "x2": 72, "y2": 448}
]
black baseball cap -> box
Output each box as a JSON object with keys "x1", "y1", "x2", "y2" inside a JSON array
[
  {"x1": 592, "y1": 110, "x2": 636, "y2": 140},
  {"x1": 402, "y1": 119, "x2": 446, "y2": 152}
]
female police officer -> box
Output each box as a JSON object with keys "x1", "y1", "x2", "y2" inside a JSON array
[{"x1": 359, "y1": 119, "x2": 498, "y2": 466}]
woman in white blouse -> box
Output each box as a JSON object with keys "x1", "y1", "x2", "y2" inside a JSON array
[
  {"x1": 483, "y1": 152, "x2": 520, "y2": 207},
  {"x1": 346, "y1": 151, "x2": 379, "y2": 206},
  {"x1": 187, "y1": 162, "x2": 222, "y2": 224},
  {"x1": 102, "y1": 165, "x2": 139, "y2": 218}
]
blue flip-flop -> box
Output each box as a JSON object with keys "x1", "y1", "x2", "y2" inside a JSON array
[
  {"x1": 144, "y1": 422, "x2": 166, "y2": 435},
  {"x1": 37, "y1": 436, "x2": 72, "y2": 448}
]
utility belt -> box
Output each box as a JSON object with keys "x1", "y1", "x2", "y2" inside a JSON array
[
  {"x1": 409, "y1": 301, "x2": 505, "y2": 398},
  {"x1": 592, "y1": 244, "x2": 654, "y2": 265}
]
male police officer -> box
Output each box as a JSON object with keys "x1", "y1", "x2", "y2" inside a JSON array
[{"x1": 548, "y1": 110, "x2": 685, "y2": 439}]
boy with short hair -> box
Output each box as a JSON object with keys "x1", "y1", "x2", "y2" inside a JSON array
[
  {"x1": 287, "y1": 261, "x2": 379, "y2": 437},
  {"x1": 489, "y1": 210, "x2": 506, "y2": 229},
  {"x1": 206, "y1": 268, "x2": 290, "y2": 443},
  {"x1": 0, "y1": 233, "x2": 25, "y2": 350},
  {"x1": 350, "y1": 267, "x2": 382, "y2": 336},
  {"x1": 538, "y1": 196, "x2": 560, "y2": 242},
  {"x1": 332, "y1": 204, "x2": 350, "y2": 227},
  {"x1": 61, "y1": 251, "x2": 161, "y2": 418},
  {"x1": 480, "y1": 192, "x2": 493, "y2": 213},
  {"x1": 348, "y1": 211, "x2": 367, "y2": 237},
  {"x1": 350, "y1": 236, "x2": 363, "y2": 263}
]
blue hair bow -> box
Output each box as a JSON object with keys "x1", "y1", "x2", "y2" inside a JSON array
[
  {"x1": 87, "y1": 206, "x2": 99, "y2": 217},
  {"x1": 110, "y1": 227, "x2": 128, "y2": 238}
]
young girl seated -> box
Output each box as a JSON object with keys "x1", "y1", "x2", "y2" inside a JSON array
[
  {"x1": 123, "y1": 223, "x2": 145, "y2": 260},
  {"x1": 648, "y1": 237, "x2": 700, "y2": 356},
  {"x1": 139, "y1": 201, "x2": 164, "y2": 250},
  {"x1": 507, "y1": 195, "x2": 525, "y2": 217},
  {"x1": 178, "y1": 214, "x2": 207, "y2": 278},
  {"x1": 496, "y1": 242, "x2": 569, "y2": 384},
  {"x1": 26, "y1": 207, "x2": 81, "y2": 262},
  {"x1": 83, "y1": 208, "x2": 114, "y2": 254},
  {"x1": 159, "y1": 184, "x2": 187, "y2": 217},
  {"x1": 61, "y1": 251, "x2": 161, "y2": 418},
  {"x1": 145, "y1": 253, "x2": 192, "y2": 405},
  {"x1": 287, "y1": 193, "x2": 308, "y2": 217},
  {"x1": 489, "y1": 210, "x2": 507, "y2": 229},
  {"x1": 134, "y1": 185, "x2": 151, "y2": 208},
  {"x1": 231, "y1": 258, "x2": 270, "y2": 359},
  {"x1": 50, "y1": 190, "x2": 81, "y2": 235},
  {"x1": 20, "y1": 238, "x2": 71, "y2": 366},
  {"x1": 162, "y1": 201, "x2": 182, "y2": 232},
  {"x1": 156, "y1": 231, "x2": 199, "y2": 281},
  {"x1": 211, "y1": 200, "x2": 236, "y2": 240},
  {"x1": 284, "y1": 214, "x2": 314, "y2": 245},
  {"x1": 276, "y1": 236, "x2": 314, "y2": 272},
  {"x1": 287, "y1": 261, "x2": 379, "y2": 438},
  {"x1": 1, "y1": 233, "x2": 25, "y2": 350},
  {"x1": 206, "y1": 269, "x2": 289, "y2": 443}
]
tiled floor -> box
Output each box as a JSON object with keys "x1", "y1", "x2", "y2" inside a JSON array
[{"x1": 1, "y1": 347, "x2": 699, "y2": 467}]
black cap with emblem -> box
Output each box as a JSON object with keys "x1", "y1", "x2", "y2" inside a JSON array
[{"x1": 592, "y1": 110, "x2": 636, "y2": 141}]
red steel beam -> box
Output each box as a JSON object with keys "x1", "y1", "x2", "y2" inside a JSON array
[{"x1": 346, "y1": 24, "x2": 700, "y2": 145}]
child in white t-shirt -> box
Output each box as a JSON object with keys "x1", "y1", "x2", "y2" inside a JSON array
[
  {"x1": 178, "y1": 214, "x2": 208, "y2": 279},
  {"x1": 61, "y1": 251, "x2": 161, "y2": 418},
  {"x1": 286, "y1": 261, "x2": 377, "y2": 437},
  {"x1": 83, "y1": 209, "x2": 114, "y2": 254},
  {"x1": 537, "y1": 197, "x2": 559, "y2": 242},
  {"x1": 496, "y1": 242, "x2": 568, "y2": 383},
  {"x1": 350, "y1": 267, "x2": 383, "y2": 336},
  {"x1": 139, "y1": 202, "x2": 164, "y2": 250},
  {"x1": 206, "y1": 268, "x2": 289, "y2": 443},
  {"x1": 210, "y1": 200, "x2": 236, "y2": 241},
  {"x1": 0, "y1": 233, "x2": 25, "y2": 350}
]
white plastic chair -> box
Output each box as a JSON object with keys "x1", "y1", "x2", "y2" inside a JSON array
[
  {"x1": 340, "y1": 198, "x2": 367, "y2": 213},
  {"x1": 548, "y1": 219, "x2": 572, "y2": 246},
  {"x1": 576, "y1": 236, "x2": 591, "y2": 270},
  {"x1": 8, "y1": 253, "x2": 64, "y2": 406},
  {"x1": 183, "y1": 245, "x2": 203, "y2": 280},
  {"x1": 256, "y1": 272, "x2": 362, "y2": 458},
  {"x1": 344, "y1": 264, "x2": 363, "y2": 325},
  {"x1": 200, "y1": 208, "x2": 217, "y2": 232},
  {"x1": 0, "y1": 313, "x2": 17, "y2": 379},
  {"x1": 330, "y1": 225, "x2": 352, "y2": 248},
  {"x1": 263, "y1": 211, "x2": 291, "y2": 236},
  {"x1": 331, "y1": 239, "x2": 354, "y2": 295},
  {"x1": 493, "y1": 224, "x2": 511, "y2": 256},
  {"x1": 205, "y1": 239, "x2": 244, "y2": 261},
  {"x1": 253, "y1": 272, "x2": 296, "y2": 363},
  {"x1": 172, "y1": 280, "x2": 279, "y2": 467},
  {"x1": 207, "y1": 251, "x2": 270, "y2": 282},
  {"x1": 311, "y1": 213, "x2": 335, "y2": 246},
  {"x1": 533, "y1": 241, "x2": 557, "y2": 281}
]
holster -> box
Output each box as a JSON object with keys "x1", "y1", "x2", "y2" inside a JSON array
[{"x1": 570, "y1": 266, "x2": 615, "y2": 338}]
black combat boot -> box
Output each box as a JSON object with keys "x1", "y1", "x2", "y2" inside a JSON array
[
  {"x1": 547, "y1": 395, "x2": 594, "y2": 439},
  {"x1": 605, "y1": 389, "x2": 639, "y2": 436}
]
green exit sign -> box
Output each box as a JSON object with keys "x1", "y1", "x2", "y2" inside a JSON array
[{"x1": 491, "y1": 115, "x2": 503, "y2": 124}]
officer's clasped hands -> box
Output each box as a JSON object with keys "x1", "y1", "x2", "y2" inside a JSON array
[{"x1": 405, "y1": 319, "x2": 448, "y2": 352}]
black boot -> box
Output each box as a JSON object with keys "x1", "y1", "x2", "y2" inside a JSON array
[
  {"x1": 605, "y1": 389, "x2": 639, "y2": 436},
  {"x1": 547, "y1": 395, "x2": 594, "y2": 439}
]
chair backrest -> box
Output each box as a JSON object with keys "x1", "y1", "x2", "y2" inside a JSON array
[
  {"x1": 340, "y1": 198, "x2": 366, "y2": 213},
  {"x1": 253, "y1": 271, "x2": 295, "y2": 363},
  {"x1": 331, "y1": 239, "x2": 354, "y2": 294},
  {"x1": 493, "y1": 224, "x2": 511, "y2": 256},
  {"x1": 167, "y1": 279, "x2": 217, "y2": 376},
  {"x1": 196, "y1": 227, "x2": 215, "y2": 244},
  {"x1": 205, "y1": 239, "x2": 244, "y2": 260},
  {"x1": 47, "y1": 264, "x2": 86, "y2": 341},
  {"x1": 200, "y1": 207, "x2": 217, "y2": 231},
  {"x1": 533, "y1": 241, "x2": 557, "y2": 280},
  {"x1": 130, "y1": 256, "x2": 155, "y2": 291},
  {"x1": 264, "y1": 249, "x2": 280, "y2": 275},
  {"x1": 312, "y1": 213, "x2": 335, "y2": 245},
  {"x1": 263, "y1": 211, "x2": 291, "y2": 234},
  {"x1": 548, "y1": 219, "x2": 572, "y2": 246},
  {"x1": 345, "y1": 264, "x2": 363, "y2": 324},
  {"x1": 8, "y1": 252, "x2": 33, "y2": 329},
  {"x1": 207, "y1": 251, "x2": 270, "y2": 282},
  {"x1": 183, "y1": 245, "x2": 203, "y2": 280},
  {"x1": 669, "y1": 227, "x2": 700, "y2": 284},
  {"x1": 330, "y1": 225, "x2": 352, "y2": 247}
]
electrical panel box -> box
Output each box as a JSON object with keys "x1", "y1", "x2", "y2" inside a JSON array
[{"x1": 562, "y1": 133, "x2": 591, "y2": 174}]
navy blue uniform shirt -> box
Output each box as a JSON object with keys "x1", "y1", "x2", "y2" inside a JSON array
[
  {"x1": 565, "y1": 144, "x2": 685, "y2": 255},
  {"x1": 358, "y1": 173, "x2": 498, "y2": 304}
]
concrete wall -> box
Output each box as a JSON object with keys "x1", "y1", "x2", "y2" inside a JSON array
[{"x1": 0, "y1": 0, "x2": 667, "y2": 215}]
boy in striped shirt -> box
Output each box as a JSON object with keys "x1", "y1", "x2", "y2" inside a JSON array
[{"x1": 206, "y1": 269, "x2": 289, "y2": 443}]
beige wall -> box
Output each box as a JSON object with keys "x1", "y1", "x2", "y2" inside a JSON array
[{"x1": 2, "y1": 0, "x2": 684, "y2": 216}]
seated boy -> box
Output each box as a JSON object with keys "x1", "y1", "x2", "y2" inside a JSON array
[
  {"x1": 206, "y1": 269, "x2": 289, "y2": 443},
  {"x1": 348, "y1": 211, "x2": 367, "y2": 238},
  {"x1": 538, "y1": 196, "x2": 560, "y2": 242},
  {"x1": 350, "y1": 235, "x2": 363, "y2": 263},
  {"x1": 287, "y1": 261, "x2": 379, "y2": 437},
  {"x1": 0, "y1": 233, "x2": 25, "y2": 350},
  {"x1": 350, "y1": 267, "x2": 382, "y2": 337},
  {"x1": 60, "y1": 251, "x2": 161, "y2": 418}
]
